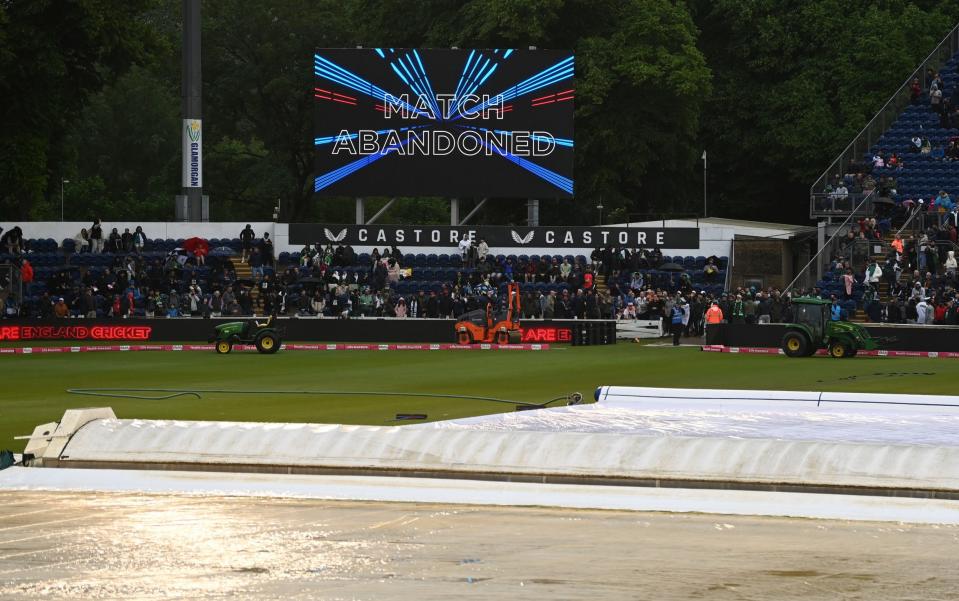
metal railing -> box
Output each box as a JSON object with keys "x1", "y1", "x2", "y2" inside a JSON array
[
  {"x1": 810, "y1": 191, "x2": 876, "y2": 218},
  {"x1": 809, "y1": 23, "x2": 959, "y2": 218},
  {"x1": 894, "y1": 205, "x2": 925, "y2": 237},
  {"x1": 0, "y1": 263, "x2": 23, "y2": 315},
  {"x1": 787, "y1": 193, "x2": 875, "y2": 293}
]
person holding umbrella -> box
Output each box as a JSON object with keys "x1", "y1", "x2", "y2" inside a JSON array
[{"x1": 184, "y1": 237, "x2": 210, "y2": 266}]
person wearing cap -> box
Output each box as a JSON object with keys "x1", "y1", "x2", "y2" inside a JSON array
[
  {"x1": 669, "y1": 298, "x2": 686, "y2": 346},
  {"x1": 53, "y1": 297, "x2": 69, "y2": 318}
]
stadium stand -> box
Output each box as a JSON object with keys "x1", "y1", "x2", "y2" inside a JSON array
[
  {"x1": 808, "y1": 47, "x2": 959, "y2": 325},
  {"x1": 1, "y1": 223, "x2": 741, "y2": 330}
]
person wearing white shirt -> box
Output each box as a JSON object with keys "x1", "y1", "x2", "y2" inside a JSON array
[
  {"x1": 916, "y1": 298, "x2": 931, "y2": 324},
  {"x1": 457, "y1": 237, "x2": 471, "y2": 260}
]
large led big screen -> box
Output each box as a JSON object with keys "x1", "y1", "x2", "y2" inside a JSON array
[{"x1": 314, "y1": 48, "x2": 573, "y2": 198}]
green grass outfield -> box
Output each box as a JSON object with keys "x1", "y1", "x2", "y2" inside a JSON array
[{"x1": 2, "y1": 344, "x2": 957, "y2": 451}]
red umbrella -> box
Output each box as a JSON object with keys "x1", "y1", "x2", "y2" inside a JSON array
[{"x1": 183, "y1": 237, "x2": 210, "y2": 257}]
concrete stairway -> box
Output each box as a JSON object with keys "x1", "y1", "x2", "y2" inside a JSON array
[{"x1": 233, "y1": 259, "x2": 264, "y2": 315}]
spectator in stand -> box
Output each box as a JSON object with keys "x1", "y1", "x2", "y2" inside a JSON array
[
  {"x1": 1, "y1": 226, "x2": 23, "y2": 254},
  {"x1": 121, "y1": 228, "x2": 134, "y2": 253},
  {"x1": 728, "y1": 294, "x2": 745, "y2": 324},
  {"x1": 703, "y1": 258, "x2": 719, "y2": 280},
  {"x1": 891, "y1": 234, "x2": 904, "y2": 254},
  {"x1": 239, "y1": 224, "x2": 255, "y2": 263},
  {"x1": 865, "y1": 260, "x2": 882, "y2": 285},
  {"x1": 107, "y1": 227, "x2": 122, "y2": 253},
  {"x1": 831, "y1": 182, "x2": 849, "y2": 210},
  {"x1": 916, "y1": 297, "x2": 932, "y2": 324},
  {"x1": 843, "y1": 268, "x2": 855, "y2": 299},
  {"x1": 20, "y1": 258, "x2": 33, "y2": 286},
  {"x1": 259, "y1": 232, "x2": 274, "y2": 267},
  {"x1": 53, "y1": 297, "x2": 69, "y2": 318},
  {"x1": 945, "y1": 299, "x2": 959, "y2": 325},
  {"x1": 249, "y1": 247, "x2": 264, "y2": 282},
  {"x1": 90, "y1": 219, "x2": 105, "y2": 252},
  {"x1": 910, "y1": 77, "x2": 922, "y2": 104},
  {"x1": 946, "y1": 250, "x2": 957, "y2": 279},
  {"x1": 457, "y1": 236, "x2": 472, "y2": 264},
  {"x1": 930, "y1": 83, "x2": 943, "y2": 113},
  {"x1": 133, "y1": 226, "x2": 147, "y2": 253},
  {"x1": 909, "y1": 135, "x2": 922, "y2": 153},
  {"x1": 73, "y1": 228, "x2": 90, "y2": 253},
  {"x1": 387, "y1": 257, "x2": 401, "y2": 284},
  {"x1": 477, "y1": 239, "x2": 489, "y2": 262}
]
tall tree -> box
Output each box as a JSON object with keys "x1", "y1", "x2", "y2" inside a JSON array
[
  {"x1": 201, "y1": 0, "x2": 355, "y2": 221},
  {"x1": 691, "y1": 0, "x2": 959, "y2": 223},
  {"x1": 0, "y1": 0, "x2": 157, "y2": 220}
]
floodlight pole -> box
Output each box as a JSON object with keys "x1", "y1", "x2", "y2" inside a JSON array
[
  {"x1": 527, "y1": 199, "x2": 539, "y2": 227},
  {"x1": 702, "y1": 150, "x2": 707, "y2": 218},
  {"x1": 177, "y1": 0, "x2": 207, "y2": 221},
  {"x1": 355, "y1": 197, "x2": 365, "y2": 224},
  {"x1": 60, "y1": 178, "x2": 69, "y2": 221}
]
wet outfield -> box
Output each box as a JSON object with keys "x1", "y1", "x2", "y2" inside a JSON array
[{"x1": 1, "y1": 491, "x2": 957, "y2": 600}]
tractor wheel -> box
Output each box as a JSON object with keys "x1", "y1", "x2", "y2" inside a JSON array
[
  {"x1": 457, "y1": 331, "x2": 472, "y2": 345},
  {"x1": 215, "y1": 340, "x2": 233, "y2": 355},
  {"x1": 255, "y1": 332, "x2": 280, "y2": 354},
  {"x1": 829, "y1": 340, "x2": 851, "y2": 358},
  {"x1": 496, "y1": 331, "x2": 510, "y2": 345},
  {"x1": 781, "y1": 332, "x2": 809, "y2": 357}
]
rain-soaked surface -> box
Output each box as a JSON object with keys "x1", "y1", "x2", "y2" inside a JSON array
[{"x1": 1, "y1": 491, "x2": 957, "y2": 600}]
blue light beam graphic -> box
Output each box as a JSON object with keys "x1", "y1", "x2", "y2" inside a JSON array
[{"x1": 314, "y1": 53, "x2": 434, "y2": 119}]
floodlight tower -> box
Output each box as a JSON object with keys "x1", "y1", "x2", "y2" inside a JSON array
[{"x1": 176, "y1": 0, "x2": 208, "y2": 221}]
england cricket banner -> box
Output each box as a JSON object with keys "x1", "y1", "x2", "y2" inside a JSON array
[
  {"x1": 182, "y1": 119, "x2": 202, "y2": 187},
  {"x1": 290, "y1": 223, "x2": 700, "y2": 249}
]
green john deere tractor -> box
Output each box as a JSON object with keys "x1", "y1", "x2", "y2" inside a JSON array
[
  {"x1": 208, "y1": 315, "x2": 281, "y2": 354},
  {"x1": 781, "y1": 297, "x2": 883, "y2": 358}
]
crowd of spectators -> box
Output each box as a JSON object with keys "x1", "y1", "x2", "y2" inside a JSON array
[
  {"x1": 5, "y1": 217, "x2": 954, "y2": 328},
  {"x1": 822, "y1": 219, "x2": 959, "y2": 325},
  {"x1": 2, "y1": 221, "x2": 733, "y2": 327}
]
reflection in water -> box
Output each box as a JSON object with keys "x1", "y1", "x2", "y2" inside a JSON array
[{"x1": 1, "y1": 491, "x2": 957, "y2": 600}]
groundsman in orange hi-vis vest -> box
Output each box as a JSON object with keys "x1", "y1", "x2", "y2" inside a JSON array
[{"x1": 705, "y1": 301, "x2": 724, "y2": 324}]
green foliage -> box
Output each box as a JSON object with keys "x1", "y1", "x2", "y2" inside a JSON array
[
  {"x1": 7, "y1": 0, "x2": 959, "y2": 224},
  {"x1": 0, "y1": 0, "x2": 158, "y2": 219},
  {"x1": 64, "y1": 65, "x2": 180, "y2": 221},
  {"x1": 692, "y1": 0, "x2": 959, "y2": 221}
]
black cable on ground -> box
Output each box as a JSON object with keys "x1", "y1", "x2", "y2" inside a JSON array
[{"x1": 65, "y1": 387, "x2": 579, "y2": 409}]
